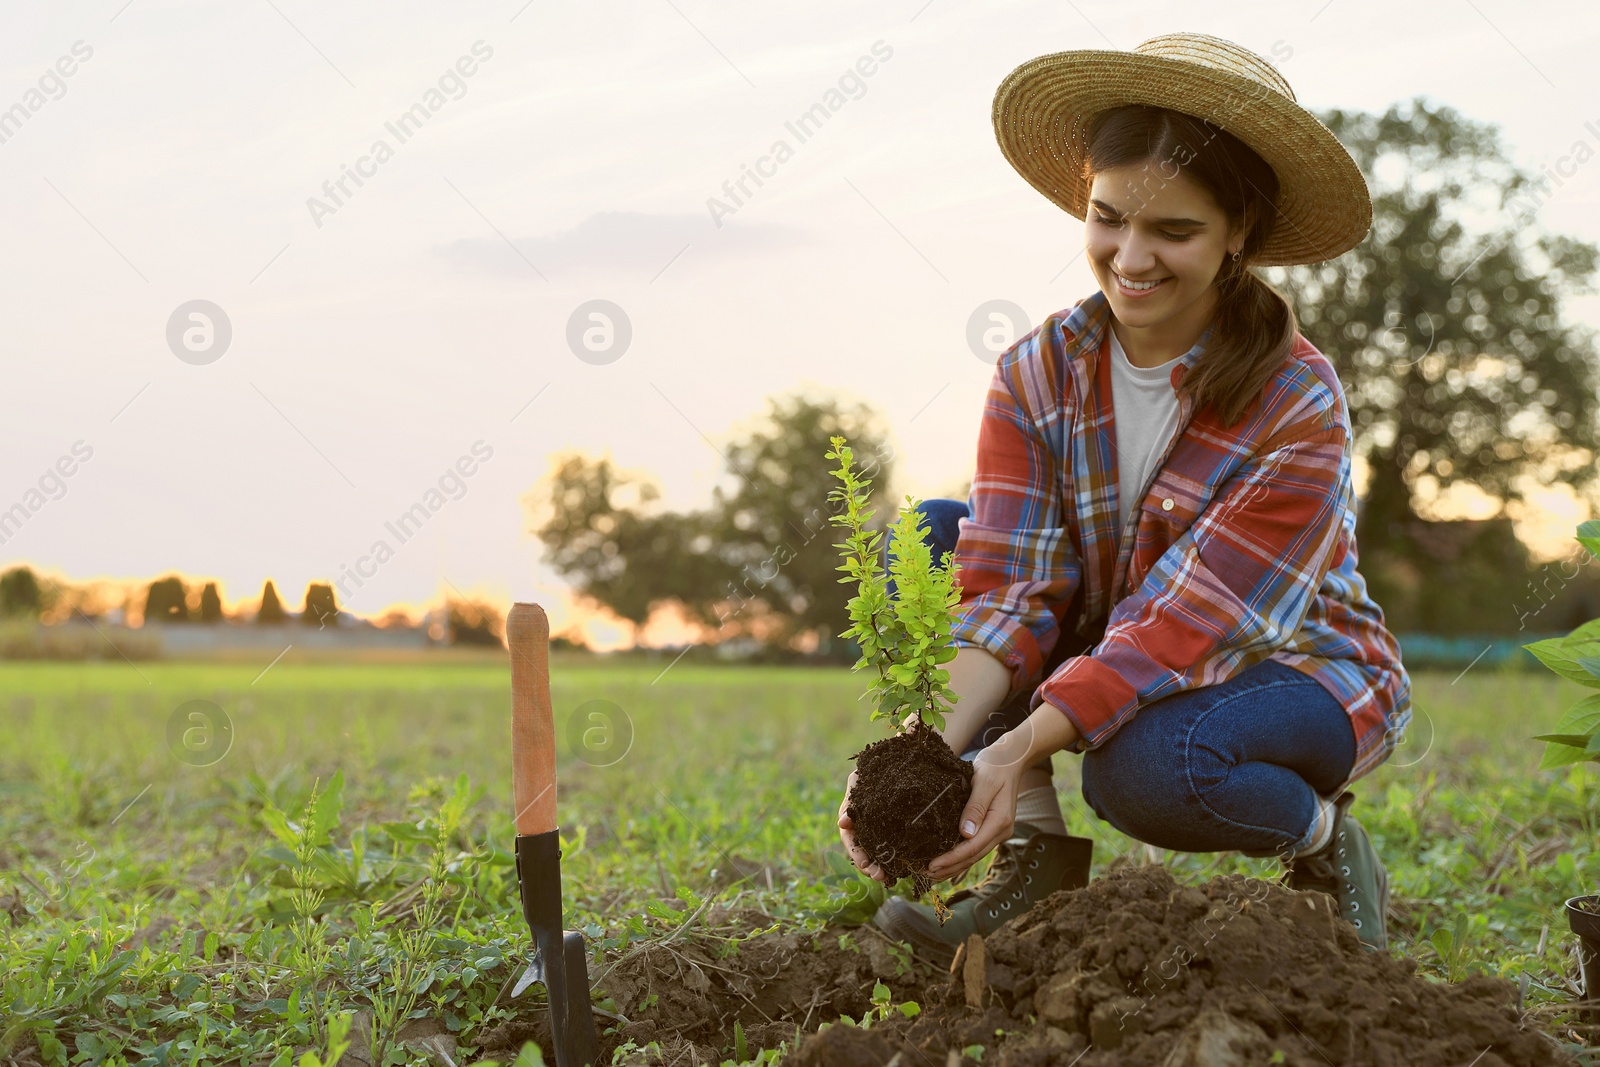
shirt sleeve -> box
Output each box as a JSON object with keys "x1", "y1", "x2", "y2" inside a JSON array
[
  {"x1": 947, "y1": 345, "x2": 1082, "y2": 702},
  {"x1": 1036, "y1": 409, "x2": 1350, "y2": 752}
]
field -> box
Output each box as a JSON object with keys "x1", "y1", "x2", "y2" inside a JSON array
[{"x1": 2, "y1": 655, "x2": 1598, "y2": 1065}]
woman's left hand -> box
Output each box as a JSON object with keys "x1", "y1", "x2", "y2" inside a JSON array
[{"x1": 925, "y1": 745, "x2": 1028, "y2": 883}]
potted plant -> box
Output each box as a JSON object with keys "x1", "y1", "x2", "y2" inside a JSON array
[
  {"x1": 1526, "y1": 519, "x2": 1600, "y2": 1020},
  {"x1": 827, "y1": 434, "x2": 973, "y2": 918}
]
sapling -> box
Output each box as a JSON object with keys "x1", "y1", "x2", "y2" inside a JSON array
[{"x1": 827, "y1": 434, "x2": 975, "y2": 915}]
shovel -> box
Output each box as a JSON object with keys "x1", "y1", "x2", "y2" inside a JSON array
[{"x1": 507, "y1": 602, "x2": 601, "y2": 1067}]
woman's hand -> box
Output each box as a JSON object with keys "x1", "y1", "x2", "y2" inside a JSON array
[
  {"x1": 927, "y1": 704, "x2": 1081, "y2": 882},
  {"x1": 837, "y1": 768, "x2": 888, "y2": 884},
  {"x1": 925, "y1": 746, "x2": 1028, "y2": 883}
]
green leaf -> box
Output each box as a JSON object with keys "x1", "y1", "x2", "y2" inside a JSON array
[
  {"x1": 310, "y1": 770, "x2": 346, "y2": 847},
  {"x1": 824, "y1": 850, "x2": 857, "y2": 878},
  {"x1": 510, "y1": 1044, "x2": 548, "y2": 1067},
  {"x1": 1538, "y1": 737, "x2": 1594, "y2": 770},
  {"x1": 644, "y1": 899, "x2": 683, "y2": 922},
  {"x1": 35, "y1": 1031, "x2": 64, "y2": 1067},
  {"x1": 816, "y1": 874, "x2": 887, "y2": 925},
  {"x1": 1533, "y1": 734, "x2": 1594, "y2": 748},
  {"x1": 1550, "y1": 694, "x2": 1600, "y2": 735},
  {"x1": 259, "y1": 806, "x2": 298, "y2": 849},
  {"x1": 306, "y1": 1011, "x2": 355, "y2": 1067},
  {"x1": 439, "y1": 772, "x2": 474, "y2": 832},
  {"x1": 1525, "y1": 632, "x2": 1600, "y2": 686},
  {"x1": 1577, "y1": 519, "x2": 1600, "y2": 561}
]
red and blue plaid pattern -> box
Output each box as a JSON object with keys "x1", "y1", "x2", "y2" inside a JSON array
[{"x1": 949, "y1": 289, "x2": 1411, "y2": 788}]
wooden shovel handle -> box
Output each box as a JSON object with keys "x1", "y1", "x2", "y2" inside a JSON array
[{"x1": 508, "y1": 602, "x2": 558, "y2": 836}]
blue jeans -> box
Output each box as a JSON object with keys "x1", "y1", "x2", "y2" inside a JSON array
[{"x1": 885, "y1": 498, "x2": 1358, "y2": 858}]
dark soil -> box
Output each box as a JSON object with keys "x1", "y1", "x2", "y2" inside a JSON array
[
  {"x1": 785, "y1": 864, "x2": 1577, "y2": 1067},
  {"x1": 468, "y1": 869, "x2": 1582, "y2": 1066},
  {"x1": 471, "y1": 905, "x2": 946, "y2": 1066},
  {"x1": 847, "y1": 721, "x2": 974, "y2": 897}
]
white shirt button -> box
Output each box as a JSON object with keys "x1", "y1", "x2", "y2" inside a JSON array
[{"x1": 1161, "y1": 497, "x2": 1175, "y2": 511}]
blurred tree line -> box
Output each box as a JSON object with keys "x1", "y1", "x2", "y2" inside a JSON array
[
  {"x1": 532, "y1": 96, "x2": 1600, "y2": 656},
  {"x1": 0, "y1": 565, "x2": 521, "y2": 648}
]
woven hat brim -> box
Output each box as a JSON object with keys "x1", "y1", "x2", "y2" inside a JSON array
[{"x1": 992, "y1": 49, "x2": 1373, "y2": 267}]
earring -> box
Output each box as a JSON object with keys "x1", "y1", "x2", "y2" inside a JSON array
[{"x1": 1231, "y1": 251, "x2": 1241, "y2": 262}]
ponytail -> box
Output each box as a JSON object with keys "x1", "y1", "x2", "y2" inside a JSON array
[{"x1": 1180, "y1": 256, "x2": 1298, "y2": 427}]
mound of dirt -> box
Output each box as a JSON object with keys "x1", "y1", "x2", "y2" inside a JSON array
[
  {"x1": 786, "y1": 865, "x2": 1575, "y2": 1067},
  {"x1": 473, "y1": 905, "x2": 944, "y2": 1066}
]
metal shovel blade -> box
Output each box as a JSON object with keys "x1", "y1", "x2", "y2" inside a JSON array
[
  {"x1": 511, "y1": 951, "x2": 544, "y2": 999},
  {"x1": 516, "y1": 830, "x2": 600, "y2": 1067}
]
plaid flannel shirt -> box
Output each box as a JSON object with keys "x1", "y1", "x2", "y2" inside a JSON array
[{"x1": 948, "y1": 289, "x2": 1411, "y2": 788}]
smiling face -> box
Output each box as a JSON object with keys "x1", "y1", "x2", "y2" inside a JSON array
[{"x1": 1085, "y1": 164, "x2": 1247, "y2": 354}]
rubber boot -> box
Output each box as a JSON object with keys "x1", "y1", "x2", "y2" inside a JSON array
[
  {"x1": 871, "y1": 821, "x2": 1093, "y2": 970},
  {"x1": 1283, "y1": 790, "x2": 1389, "y2": 952}
]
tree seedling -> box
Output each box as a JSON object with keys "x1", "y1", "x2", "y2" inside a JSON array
[{"x1": 827, "y1": 434, "x2": 975, "y2": 915}]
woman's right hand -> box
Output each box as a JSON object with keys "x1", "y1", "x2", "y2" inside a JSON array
[{"x1": 837, "y1": 769, "x2": 888, "y2": 884}]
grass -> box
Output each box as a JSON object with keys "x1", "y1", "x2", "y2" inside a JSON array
[{"x1": 0, "y1": 656, "x2": 1597, "y2": 1065}]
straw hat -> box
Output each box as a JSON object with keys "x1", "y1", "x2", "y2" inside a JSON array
[{"x1": 992, "y1": 32, "x2": 1372, "y2": 267}]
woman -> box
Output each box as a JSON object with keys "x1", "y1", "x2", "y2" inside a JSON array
[{"x1": 837, "y1": 32, "x2": 1412, "y2": 967}]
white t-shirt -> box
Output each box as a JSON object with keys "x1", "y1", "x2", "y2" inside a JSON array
[{"x1": 1107, "y1": 325, "x2": 1184, "y2": 540}]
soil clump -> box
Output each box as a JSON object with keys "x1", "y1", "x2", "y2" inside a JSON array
[{"x1": 846, "y1": 722, "x2": 974, "y2": 896}]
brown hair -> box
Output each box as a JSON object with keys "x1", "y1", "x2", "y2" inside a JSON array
[{"x1": 1082, "y1": 104, "x2": 1297, "y2": 427}]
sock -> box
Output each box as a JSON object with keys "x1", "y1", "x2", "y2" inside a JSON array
[
  {"x1": 1014, "y1": 785, "x2": 1068, "y2": 837},
  {"x1": 1293, "y1": 793, "x2": 1338, "y2": 859}
]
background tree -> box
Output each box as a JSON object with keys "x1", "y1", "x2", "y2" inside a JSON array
[
  {"x1": 143, "y1": 576, "x2": 189, "y2": 624},
  {"x1": 302, "y1": 583, "x2": 339, "y2": 628},
  {"x1": 550, "y1": 626, "x2": 589, "y2": 653},
  {"x1": 531, "y1": 391, "x2": 895, "y2": 658},
  {"x1": 44, "y1": 579, "x2": 118, "y2": 624},
  {"x1": 199, "y1": 582, "x2": 224, "y2": 623},
  {"x1": 1278, "y1": 96, "x2": 1600, "y2": 632},
  {"x1": 446, "y1": 597, "x2": 504, "y2": 647},
  {"x1": 533, "y1": 455, "x2": 718, "y2": 641},
  {"x1": 0, "y1": 566, "x2": 42, "y2": 619},
  {"x1": 375, "y1": 608, "x2": 416, "y2": 629},
  {"x1": 257, "y1": 580, "x2": 287, "y2": 624},
  {"x1": 704, "y1": 394, "x2": 897, "y2": 655}
]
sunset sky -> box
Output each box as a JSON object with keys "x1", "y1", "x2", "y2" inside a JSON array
[{"x1": 3, "y1": 1, "x2": 1598, "y2": 650}]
